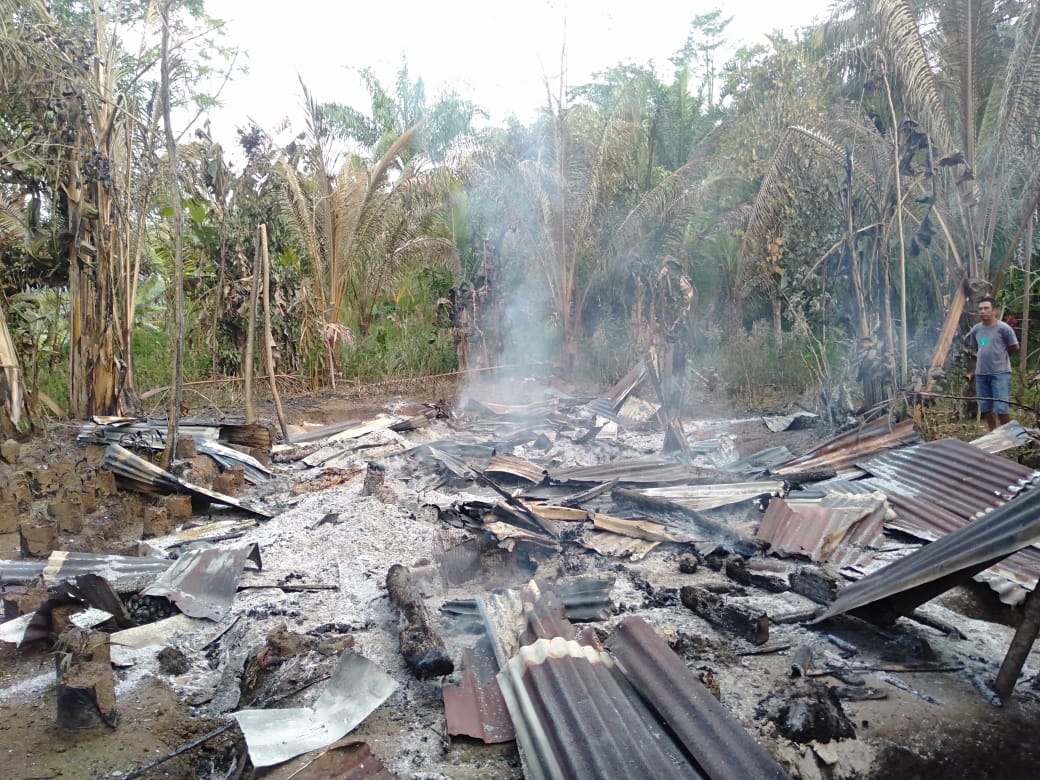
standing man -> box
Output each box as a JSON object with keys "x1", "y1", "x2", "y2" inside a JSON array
[{"x1": 966, "y1": 295, "x2": 1019, "y2": 430}]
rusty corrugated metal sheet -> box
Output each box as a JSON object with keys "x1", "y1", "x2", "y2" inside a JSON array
[
  {"x1": 756, "y1": 493, "x2": 885, "y2": 568},
  {"x1": 859, "y1": 437, "x2": 1040, "y2": 603},
  {"x1": 606, "y1": 616, "x2": 788, "y2": 780},
  {"x1": 816, "y1": 483, "x2": 1040, "y2": 624},
  {"x1": 497, "y1": 636, "x2": 704, "y2": 780},
  {"x1": 771, "y1": 418, "x2": 920, "y2": 477},
  {"x1": 442, "y1": 648, "x2": 516, "y2": 744},
  {"x1": 860, "y1": 438, "x2": 1037, "y2": 517}
]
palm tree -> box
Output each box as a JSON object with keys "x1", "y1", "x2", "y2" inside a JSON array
[
  {"x1": 278, "y1": 84, "x2": 458, "y2": 384},
  {"x1": 822, "y1": 0, "x2": 1040, "y2": 387}
]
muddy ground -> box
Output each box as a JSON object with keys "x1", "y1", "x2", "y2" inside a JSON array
[{"x1": 2, "y1": 376, "x2": 1040, "y2": 779}]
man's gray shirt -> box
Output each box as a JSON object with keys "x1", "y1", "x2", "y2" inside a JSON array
[{"x1": 967, "y1": 321, "x2": 1019, "y2": 375}]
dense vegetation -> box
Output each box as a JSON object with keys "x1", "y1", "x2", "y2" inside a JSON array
[{"x1": 1, "y1": 0, "x2": 1038, "y2": 433}]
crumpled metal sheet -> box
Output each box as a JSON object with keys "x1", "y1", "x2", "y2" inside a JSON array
[
  {"x1": 762, "y1": 412, "x2": 818, "y2": 432},
  {"x1": 772, "y1": 417, "x2": 921, "y2": 478},
  {"x1": 486, "y1": 454, "x2": 548, "y2": 484},
  {"x1": 970, "y1": 420, "x2": 1037, "y2": 453},
  {"x1": 233, "y1": 651, "x2": 397, "y2": 768},
  {"x1": 442, "y1": 647, "x2": 516, "y2": 744},
  {"x1": 637, "y1": 480, "x2": 786, "y2": 511},
  {"x1": 141, "y1": 544, "x2": 260, "y2": 621},
  {"x1": 580, "y1": 530, "x2": 660, "y2": 561},
  {"x1": 756, "y1": 492, "x2": 886, "y2": 568},
  {"x1": 103, "y1": 443, "x2": 273, "y2": 519},
  {"x1": 79, "y1": 420, "x2": 272, "y2": 483}
]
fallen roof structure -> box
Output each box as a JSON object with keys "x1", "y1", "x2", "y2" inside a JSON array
[
  {"x1": 816, "y1": 483, "x2": 1040, "y2": 625},
  {"x1": 859, "y1": 437, "x2": 1040, "y2": 603}
]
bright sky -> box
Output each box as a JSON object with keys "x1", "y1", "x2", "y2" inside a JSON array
[{"x1": 202, "y1": 0, "x2": 834, "y2": 155}]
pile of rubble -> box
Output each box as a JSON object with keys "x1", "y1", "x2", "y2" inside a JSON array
[{"x1": 3, "y1": 378, "x2": 1040, "y2": 779}]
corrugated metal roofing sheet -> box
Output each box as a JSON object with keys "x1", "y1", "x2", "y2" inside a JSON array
[
  {"x1": 756, "y1": 493, "x2": 886, "y2": 568},
  {"x1": 141, "y1": 544, "x2": 259, "y2": 621},
  {"x1": 486, "y1": 454, "x2": 548, "y2": 484},
  {"x1": 772, "y1": 418, "x2": 921, "y2": 477},
  {"x1": 860, "y1": 438, "x2": 1036, "y2": 515},
  {"x1": 442, "y1": 647, "x2": 516, "y2": 744},
  {"x1": 859, "y1": 437, "x2": 1040, "y2": 603},
  {"x1": 497, "y1": 636, "x2": 704, "y2": 780},
  {"x1": 606, "y1": 616, "x2": 788, "y2": 780},
  {"x1": 549, "y1": 456, "x2": 717, "y2": 485},
  {"x1": 816, "y1": 483, "x2": 1040, "y2": 624}
]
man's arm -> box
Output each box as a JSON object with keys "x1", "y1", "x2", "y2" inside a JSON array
[{"x1": 1004, "y1": 322, "x2": 1020, "y2": 353}]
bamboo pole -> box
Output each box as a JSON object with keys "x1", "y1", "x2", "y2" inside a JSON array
[
  {"x1": 243, "y1": 231, "x2": 261, "y2": 425},
  {"x1": 260, "y1": 225, "x2": 290, "y2": 442}
]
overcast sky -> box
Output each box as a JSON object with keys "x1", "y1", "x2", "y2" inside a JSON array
[{"x1": 201, "y1": 0, "x2": 834, "y2": 153}]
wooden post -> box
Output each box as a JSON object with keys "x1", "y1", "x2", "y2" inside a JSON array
[
  {"x1": 243, "y1": 231, "x2": 261, "y2": 425},
  {"x1": 993, "y1": 583, "x2": 1040, "y2": 701},
  {"x1": 259, "y1": 225, "x2": 290, "y2": 442}
]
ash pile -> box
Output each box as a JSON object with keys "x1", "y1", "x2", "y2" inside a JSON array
[{"x1": 3, "y1": 376, "x2": 1040, "y2": 779}]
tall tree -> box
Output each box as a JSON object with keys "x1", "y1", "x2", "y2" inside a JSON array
[
  {"x1": 0, "y1": 0, "x2": 234, "y2": 417},
  {"x1": 278, "y1": 84, "x2": 458, "y2": 383}
]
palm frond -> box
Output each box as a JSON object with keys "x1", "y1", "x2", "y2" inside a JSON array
[{"x1": 870, "y1": 0, "x2": 955, "y2": 154}]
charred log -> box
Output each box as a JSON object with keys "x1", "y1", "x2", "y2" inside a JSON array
[
  {"x1": 680, "y1": 585, "x2": 769, "y2": 645},
  {"x1": 386, "y1": 564, "x2": 454, "y2": 679}
]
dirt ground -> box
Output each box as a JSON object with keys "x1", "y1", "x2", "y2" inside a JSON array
[{"x1": 2, "y1": 376, "x2": 1040, "y2": 779}]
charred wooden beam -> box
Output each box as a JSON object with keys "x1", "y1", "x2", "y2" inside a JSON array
[
  {"x1": 680, "y1": 585, "x2": 769, "y2": 645},
  {"x1": 789, "y1": 567, "x2": 843, "y2": 606},
  {"x1": 725, "y1": 556, "x2": 789, "y2": 593},
  {"x1": 386, "y1": 564, "x2": 454, "y2": 679}
]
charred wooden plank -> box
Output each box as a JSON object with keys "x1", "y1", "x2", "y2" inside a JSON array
[
  {"x1": 386, "y1": 564, "x2": 454, "y2": 679},
  {"x1": 680, "y1": 585, "x2": 769, "y2": 645},
  {"x1": 789, "y1": 566, "x2": 843, "y2": 605},
  {"x1": 725, "y1": 556, "x2": 789, "y2": 593}
]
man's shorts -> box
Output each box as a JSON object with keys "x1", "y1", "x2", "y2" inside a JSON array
[{"x1": 976, "y1": 372, "x2": 1011, "y2": 415}]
